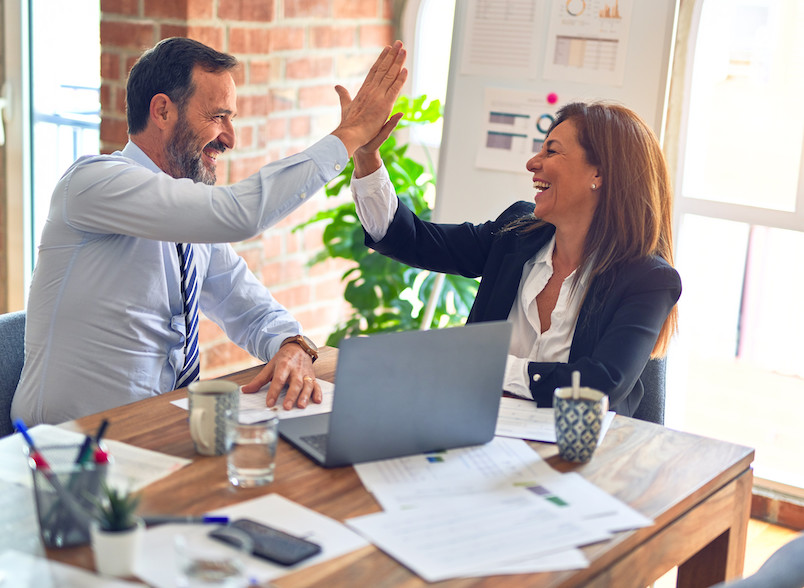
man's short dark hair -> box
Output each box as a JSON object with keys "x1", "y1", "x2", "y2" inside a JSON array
[{"x1": 126, "y1": 37, "x2": 238, "y2": 135}]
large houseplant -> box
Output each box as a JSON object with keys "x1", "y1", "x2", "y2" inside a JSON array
[{"x1": 296, "y1": 96, "x2": 478, "y2": 346}]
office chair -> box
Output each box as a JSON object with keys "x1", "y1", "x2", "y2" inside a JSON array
[
  {"x1": 0, "y1": 310, "x2": 25, "y2": 437},
  {"x1": 632, "y1": 357, "x2": 666, "y2": 425},
  {"x1": 708, "y1": 533, "x2": 804, "y2": 588}
]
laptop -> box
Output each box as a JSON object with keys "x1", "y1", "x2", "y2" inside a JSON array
[{"x1": 279, "y1": 320, "x2": 513, "y2": 468}]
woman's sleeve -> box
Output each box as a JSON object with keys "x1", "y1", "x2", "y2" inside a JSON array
[{"x1": 365, "y1": 199, "x2": 532, "y2": 279}]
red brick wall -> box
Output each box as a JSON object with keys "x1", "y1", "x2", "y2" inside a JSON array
[{"x1": 99, "y1": 0, "x2": 395, "y2": 378}]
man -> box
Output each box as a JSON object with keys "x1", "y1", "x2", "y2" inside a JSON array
[{"x1": 12, "y1": 37, "x2": 407, "y2": 424}]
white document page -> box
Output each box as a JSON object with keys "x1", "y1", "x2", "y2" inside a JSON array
[
  {"x1": 495, "y1": 396, "x2": 616, "y2": 443},
  {"x1": 354, "y1": 437, "x2": 556, "y2": 511},
  {"x1": 346, "y1": 490, "x2": 609, "y2": 583},
  {"x1": 171, "y1": 379, "x2": 334, "y2": 423},
  {"x1": 136, "y1": 493, "x2": 368, "y2": 588},
  {"x1": 0, "y1": 424, "x2": 190, "y2": 492},
  {"x1": 0, "y1": 550, "x2": 145, "y2": 587}
]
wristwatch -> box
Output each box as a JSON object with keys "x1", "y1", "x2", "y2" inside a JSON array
[{"x1": 280, "y1": 334, "x2": 319, "y2": 363}]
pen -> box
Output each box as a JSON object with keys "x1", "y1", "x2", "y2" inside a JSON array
[
  {"x1": 143, "y1": 515, "x2": 230, "y2": 526},
  {"x1": 93, "y1": 419, "x2": 110, "y2": 464},
  {"x1": 14, "y1": 419, "x2": 48, "y2": 469}
]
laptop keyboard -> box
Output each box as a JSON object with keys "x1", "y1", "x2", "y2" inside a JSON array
[{"x1": 300, "y1": 433, "x2": 329, "y2": 454}]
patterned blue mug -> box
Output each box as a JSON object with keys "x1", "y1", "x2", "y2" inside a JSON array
[
  {"x1": 553, "y1": 386, "x2": 609, "y2": 463},
  {"x1": 188, "y1": 380, "x2": 240, "y2": 456}
]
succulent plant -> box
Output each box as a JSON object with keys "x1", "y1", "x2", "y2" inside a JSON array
[{"x1": 92, "y1": 483, "x2": 142, "y2": 532}]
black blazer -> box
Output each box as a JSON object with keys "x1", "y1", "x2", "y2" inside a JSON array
[{"x1": 366, "y1": 200, "x2": 682, "y2": 416}]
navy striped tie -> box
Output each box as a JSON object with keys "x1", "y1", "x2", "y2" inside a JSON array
[{"x1": 176, "y1": 243, "x2": 200, "y2": 388}]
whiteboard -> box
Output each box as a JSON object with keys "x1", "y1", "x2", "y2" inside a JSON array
[{"x1": 434, "y1": 0, "x2": 679, "y2": 224}]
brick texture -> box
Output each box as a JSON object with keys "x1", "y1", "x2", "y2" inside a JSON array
[{"x1": 99, "y1": 3, "x2": 395, "y2": 378}]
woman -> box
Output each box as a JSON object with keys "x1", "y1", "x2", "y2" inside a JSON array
[{"x1": 350, "y1": 101, "x2": 681, "y2": 416}]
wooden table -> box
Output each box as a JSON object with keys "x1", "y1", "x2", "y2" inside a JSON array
[{"x1": 51, "y1": 347, "x2": 754, "y2": 588}]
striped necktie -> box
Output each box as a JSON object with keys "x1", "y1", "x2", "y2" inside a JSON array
[{"x1": 175, "y1": 243, "x2": 200, "y2": 388}]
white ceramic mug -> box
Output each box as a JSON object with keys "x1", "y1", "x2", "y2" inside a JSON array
[{"x1": 187, "y1": 380, "x2": 239, "y2": 456}]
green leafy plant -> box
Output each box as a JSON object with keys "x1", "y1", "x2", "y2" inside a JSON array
[
  {"x1": 91, "y1": 483, "x2": 142, "y2": 532},
  {"x1": 296, "y1": 95, "x2": 478, "y2": 346}
]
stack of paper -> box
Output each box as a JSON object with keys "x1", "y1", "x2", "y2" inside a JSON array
[{"x1": 348, "y1": 437, "x2": 652, "y2": 582}]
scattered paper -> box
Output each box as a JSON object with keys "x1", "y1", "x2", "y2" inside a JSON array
[
  {"x1": 136, "y1": 493, "x2": 368, "y2": 588},
  {"x1": 346, "y1": 491, "x2": 608, "y2": 583},
  {"x1": 495, "y1": 397, "x2": 616, "y2": 443},
  {"x1": 0, "y1": 550, "x2": 144, "y2": 587},
  {"x1": 0, "y1": 424, "x2": 190, "y2": 492},
  {"x1": 354, "y1": 437, "x2": 556, "y2": 511},
  {"x1": 171, "y1": 379, "x2": 334, "y2": 423}
]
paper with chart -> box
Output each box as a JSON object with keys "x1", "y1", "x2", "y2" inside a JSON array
[
  {"x1": 346, "y1": 489, "x2": 609, "y2": 582},
  {"x1": 476, "y1": 87, "x2": 560, "y2": 173},
  {"x1": 543, "y1": 0, "x2": 634, "y2": 85},
  {"x1": 354, "y1": 436, "x2": 555, "y2": 510},
  {"x1": 495, "y1": 396, "x2": 616, "y2": 443},
  {"x1": 171, "y1": 379, "x2": 334, "y2": 423}
]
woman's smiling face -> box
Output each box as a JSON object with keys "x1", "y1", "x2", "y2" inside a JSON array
[{"x1": 526, "y1": 119, "x2": 601, "y2": 229}]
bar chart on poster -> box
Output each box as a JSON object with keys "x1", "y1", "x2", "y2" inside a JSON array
[{"x1": 434, "y1": 0, "x2": 679, "y2": 224}]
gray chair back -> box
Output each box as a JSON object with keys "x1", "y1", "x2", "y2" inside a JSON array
[
  {"x1": 0, "y1": 310, "x2": 26, "y2": 437},
  {"x1": 708, "y1": 533, "x2": 804, "y2": 588},
  {"x1": 632, "y1": 357, "x2": 666, "y2": 425}
]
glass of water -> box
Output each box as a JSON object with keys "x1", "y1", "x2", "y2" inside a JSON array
[
  {"x1": 175, "y1": 527, "x2": 253, "y2": 587},
  {"x1": 227, "y1": 410, "x2": 279, "y2": 488}
]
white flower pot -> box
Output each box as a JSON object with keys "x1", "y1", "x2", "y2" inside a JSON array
[{"x1": 89, "y1": 517, "x2": 145, "y2": 578}]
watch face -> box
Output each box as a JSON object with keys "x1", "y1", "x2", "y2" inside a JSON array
[{"x1": 302, "y1": 335, "x2": 318, "y2": 352}]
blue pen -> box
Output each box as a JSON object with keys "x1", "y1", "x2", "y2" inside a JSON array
[
  {"x1": 14, "y1": 419, "x2": 39, "y2": 456},
  {"x1": 143, "y1": 515, "x2": 230, "y2": 526}
]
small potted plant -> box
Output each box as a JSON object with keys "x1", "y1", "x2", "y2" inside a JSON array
[{"x1": 89, "y1": 483, "x2": 144, "y2": 578}]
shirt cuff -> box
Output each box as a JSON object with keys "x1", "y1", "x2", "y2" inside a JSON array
[
  {"x1": 351, "y1": 165, "x2": 398, "y2": 242},
  {"x1": 503, "y1": 355, "x2": 534, "y2": 400},
  {"x1": 306, "y1": 134, "x2": 350, "y2": 181}
]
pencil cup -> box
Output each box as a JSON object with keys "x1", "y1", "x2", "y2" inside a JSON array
[
  {"x1": 188, "y1": 380, "x2": 240, "y2": 456},
  {"x1": 28, "y1": 444, "x2": 108, "y2": 548},
  {"x1": 226, "y1": 409, "x2": 279, "y2": 488},
  {"x1": 553, "y1": 387, "x2": 609, "y2": 463}
]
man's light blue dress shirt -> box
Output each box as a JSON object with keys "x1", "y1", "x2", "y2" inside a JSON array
[{"x1": 12, "y1": 136, "x2": 348, "y2": 424}]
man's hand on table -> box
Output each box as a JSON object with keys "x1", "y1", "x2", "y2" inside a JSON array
[{"x1": 240, "y1": 344, "x2": 322, "y2": 410}]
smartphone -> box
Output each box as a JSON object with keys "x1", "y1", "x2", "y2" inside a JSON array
[{"x1": 209, "y1": 518, "x2": 322, "y2": 566}]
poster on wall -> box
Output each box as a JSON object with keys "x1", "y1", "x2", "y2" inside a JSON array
[
  {"x1": 543, "y1": 0, "x2": 634, "y2": 86},
  {"x1": 460, "y1": 0, "x2": 544, "y2": 79},
  {"x1": 476, "y1": 87, "x2": 560, "y2": 173}
]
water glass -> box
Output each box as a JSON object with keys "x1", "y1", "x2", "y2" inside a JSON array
[
  {"x1": 175, "y1": 527, "x2": 253, "y2": 587},
  {"x1": 227, "y1": 410, "x2": 278, "y2": 488}
]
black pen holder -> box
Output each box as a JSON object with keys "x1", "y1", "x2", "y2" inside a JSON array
[{"x1": 27, "y1": 444, "x2": 108, "y2": 548}]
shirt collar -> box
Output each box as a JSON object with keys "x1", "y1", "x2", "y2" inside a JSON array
[
  {"x1": 119, "y1": 141, "x2": 164, "y2": 174},
  {"x1": 533, "y1": 234, "x2": 556, "y2": 269}
]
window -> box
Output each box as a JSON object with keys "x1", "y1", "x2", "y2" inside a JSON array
[
  {"x1": 30, "y1": 0, "x2": 101, "y2": 266},
  {"x1": 668, "y1": 0, "x2": 804, "y2": 490},
  {"x1": 403, "y1": 0, "x2": 456, "y2": 148}
]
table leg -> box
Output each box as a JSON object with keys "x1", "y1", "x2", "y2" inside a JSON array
[{"x1": 676, "y1": 469, "x2": 753, "y2": 588}]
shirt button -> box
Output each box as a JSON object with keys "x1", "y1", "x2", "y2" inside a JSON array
[
  {"x1": 300, "y1": 192, "x2": 307, "y2": 199},
  {"x1": 532, "y1": 374, "x2": 541, "y2": 382},
  {"x1": 334, "y1": 164, "x2": 342, "y2": 171}
]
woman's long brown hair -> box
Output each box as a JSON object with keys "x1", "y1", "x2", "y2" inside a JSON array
[{"x1": 515, "y1": 101, "x2": 677, "y2": 357}]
